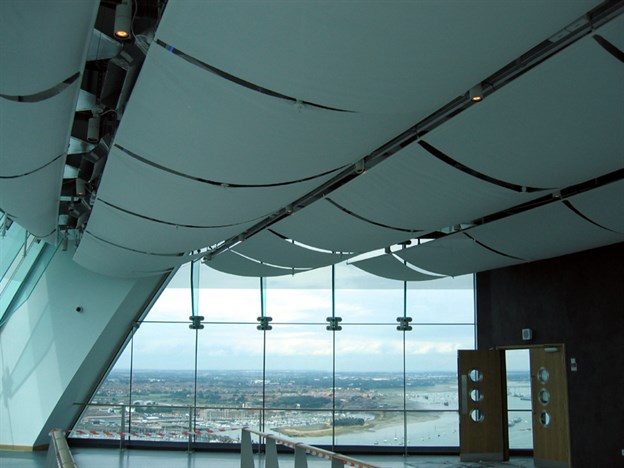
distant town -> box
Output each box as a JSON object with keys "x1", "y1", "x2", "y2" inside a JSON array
[{"x1": 74, "y1": 370, "x2": 531, "y2": 447}]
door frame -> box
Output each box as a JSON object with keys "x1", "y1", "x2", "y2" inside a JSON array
[{"x1": 497, "y1": 344, "x2": 571, "y2": 467}]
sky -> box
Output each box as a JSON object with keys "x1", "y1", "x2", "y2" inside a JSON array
[{"x1": 112, "y1": 260, "x2": 484, "y2": 373}]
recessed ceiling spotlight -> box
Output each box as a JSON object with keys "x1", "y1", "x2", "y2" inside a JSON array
[
  {"x1": 469, "y1": 84, "x2": 483, "y2": 102},
  {"x1": 114, "y1": 0, "x2": 132, "y2": 40}
]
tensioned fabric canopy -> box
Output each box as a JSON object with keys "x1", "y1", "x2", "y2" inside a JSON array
[
  {"x1": 113, "y1": 44, "x2": 420, "y2": 186},
  {"x1": 203, "y1": 250, "x2": 309, "y2": 278},
  {"x1": 424, "y1": 31, "x2": 624, "y2": 189},
  {"x1": 329, "y1": 142, "x2": 546, "y2": 231},
  {"x1": 351, "y1": 253, "x2": 445, "y2": 282},
  {"x1": 567, "y1": 180, "x2": 624, "y2": 234},
  {"x1": 74, "y1": 232, "x2": 204, "y2": 278},
  {"x1": 468, "y1": 201, "x2": 624, "y2": 262},
  {"x1": 233, "y1": 230, "x2": 352, "y2": 269},
  {"x1": 395, "y1": 234, "x2": 523, "y2": 278},
  {"x1": 271, "y1": 199, "x2": 417, "y2": 254},
  {"x1": 155, "y1": 1, "x2": 597, "y2": 114}
]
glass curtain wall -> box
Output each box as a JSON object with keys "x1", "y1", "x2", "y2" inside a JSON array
[{"x1": 73, "y1": 261, "x2": 475, "y2": 450}]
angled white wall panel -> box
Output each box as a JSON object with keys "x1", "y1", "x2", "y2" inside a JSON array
[
  {"x1": 95, "y1": 146, "x2": 337, "y2": 228},
  {"x1": 233, "y1": 230, "x2": 352, "y2": 269},
  {"x1": 396, "y1": 234, "x2": 523, "y2": 277},
  {"x1": 352, "y1": 254, "x2": 445, "y2": 282},
  {"x1": 157, "y1": 0, "x2": 599, "y2": 114},
  {"x1": 85, "y1": 199, "x2": 256, "y2": 254},
  {"x1": 330, "y1": 143, "x2": 545, "y2": 231},
  {"x1": 272, "y1": 199, "x2": 416, "y2": 253},
  {"x1": 567, "y1": 180, "x2": 624, "y2": 234},
  {"x1": 0, "y1": 1, "x2": 99, "y2": 96},
  {"x1": 114, "y1": 45, "x2": 418, "y2": 185},
  {"x1": 470, "y1": 202, "x2": 624, "y2": 262},
  {"x1": 425, "y1": 34, "x2": 624, "y2": 189},
  {"x1": 0, "y1": 244, "x2": 168, "y2": 448}
]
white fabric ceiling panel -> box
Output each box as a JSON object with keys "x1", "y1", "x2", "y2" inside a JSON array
[
  {"x1": 96, "y1": 146, "x2": 337, "y2": 227},
  {"x1": 597, "y1": 13, "x2": 624, "y2": 50},
  {"x1": 330, "y1": 143, "x2": 545, "y2": 231},
  {"x1": 567, "y1": 180, "x2": 624, "y2": 234},
  {"x1": 425, "y1": 34, "x2": 624, "y2": 189},
  {"x1": 396, "y1": 234, "x2": 524, "y2": 277},
  {"x1": 0, "y1": 1, "x2": 98, "y2": 96},
  {"x1": 157, "y1": 0, "x2": 598, "y2": 114},
  {"x1": 470, "y1": 202, "x2": 624, "y2": 262},
  {"x1": 352, "y1": 254, "x2": 444, "y2": 282},
  {"x1": 115, "y1": 45, "x2": 419, "y2": 185},
  {"x1": 272, "y1": 199, "x2": 416, "y2": 253},
  {"x1": 86, "y1": 199, "x2": 257, "y2": 255},
  {"x1": 233, "y1": 230, "x2": 352, "y2": 269},
  {"x1": 0, "y1": 157, "x2": 64, "y2": 241},
  {"x1": 0, "y1": 81, "x2": 79, "y2": 176},
  {"x1": 74, "y1": 232, "x2": 202, "y2": 278},
  {"x1": 204, "y1": 250, "x2": 306, "y2": 277}
]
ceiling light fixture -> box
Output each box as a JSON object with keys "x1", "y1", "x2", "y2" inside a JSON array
[
  {"x1": 114, "y1": 0, "x2": 132, "y2": 40},
  {"x1": 469, "y1": 84, "x2": 483, "y2": 102}
]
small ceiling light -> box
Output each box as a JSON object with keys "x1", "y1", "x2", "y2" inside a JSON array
[
  {"x1": 114, "y1": 0, "x2": 132, "y2": 40},
  {"x1": 469, "y1": 84, "x2": 483, "y2": 102}
]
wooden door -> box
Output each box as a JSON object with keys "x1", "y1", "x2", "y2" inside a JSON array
[
  {"x1": 530, "y1": 346, "x2": 570, "y2": 468},
  {"x1": 458, "y1": 349, "x2": 509, "y2": 461}
]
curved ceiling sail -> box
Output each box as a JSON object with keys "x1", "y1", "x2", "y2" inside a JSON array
[
  {"x1": 156, "y1": 0, "x2": 599, "y2": 114},
  {"x1": 425, "y1": 30, "x2": 624, "y2": 189},
  {"x1": 113, "y1": 45, "x2": 418, "y2": 186}
]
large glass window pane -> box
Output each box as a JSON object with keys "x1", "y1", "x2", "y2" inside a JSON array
[
  {"x1": 196, "y1": 324, "x2": 264, "y2": 408},
  {"x1": 335, "y1": 324, "x2": 404, "y2": 446},
  {"x1": 72, "y1": 344, "x2": 132, "y2": 440},
  {"x1": 406, "y1": 411, "x2": 459, "y2": 446},
  {"x1": 266, "y1": 409, "x2": 334, "y2": 446},
  {"x1": 264, "y1": 324, "x2": 333, "y2": 409},
  {"x1": 129, "y1": 322, "x2": 196, "y2": 439},
  {"x1": 407, "y1": 276, "x2": 474, "y2": 323},
  {"x1": 405, "y1": 325, "x2": 474, "y2": 411},
  {"x1": 197, "y1": 265, "x2": 260, "y2": 322},
  {"x1": 265, "y1": 266, "x2": 332, "y2": 323}
]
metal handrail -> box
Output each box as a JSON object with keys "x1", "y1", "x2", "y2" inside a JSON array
[
  {"x1": 241, "y1": 428, "x2": 380, "y2": 468},
  {"x1": 47, "y1": 429, "x2": 78, "y2": 468}
]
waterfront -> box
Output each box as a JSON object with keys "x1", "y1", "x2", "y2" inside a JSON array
[{"x1": 73, "y1": 369, "x2": 532, "y2": 449}]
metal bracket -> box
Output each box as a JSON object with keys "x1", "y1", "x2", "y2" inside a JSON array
[
  {"x1": 257, "y1": 316, "x2": 273, "y2": 331},
  {"x1": 396, "y1": 316, "x2": 413, "y2": 331},
  {"x1": 326, "y1": 316, "x2": 342, "y2": 331},
  {"x1": 189, "y1": 315, "x2": 204, "y2": 330}
]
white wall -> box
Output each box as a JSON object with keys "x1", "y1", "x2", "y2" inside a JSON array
[{"x1": 0, "y1": 244, "x2": 170, "y2": 448}]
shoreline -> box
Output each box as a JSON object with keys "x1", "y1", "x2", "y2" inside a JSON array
[{"x1": 272, "y1": 411, "x2": 439, "y2": 438}]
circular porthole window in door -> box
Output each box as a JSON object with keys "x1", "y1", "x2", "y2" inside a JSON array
[
  {"x1": 537, "y1": 367, "x2": 550, "y2": 384},
  {"x1": 470, "y1": 388, "x2": 484, "y2": 403},
  {"x1": 470, "y1": 408, "x2": 485, "y2": 423},
  {"x1": 469, "y1": 369, "x2": 483, "y2": 383},
  {"x1": 540, "y1": 411, "x2": 552, "y2": 427},
  {"x1": 538, "y1": 388, "x2": 551, "y2": 406}
]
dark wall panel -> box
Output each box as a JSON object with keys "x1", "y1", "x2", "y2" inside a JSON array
[{"x1": 476, "y1": 242, "x2": 624, "y2": 468}]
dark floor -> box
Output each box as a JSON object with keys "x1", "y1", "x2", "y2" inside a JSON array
[{"x1": 1, "y1": 448, "x2": 536, "y2": 468}]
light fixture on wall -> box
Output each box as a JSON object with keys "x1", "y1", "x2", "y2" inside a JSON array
[
  {"x1": 114, "y1": 0, "x2": 132, "y2": 40},
  {"x1": 469, "y1": 84, "x2": 483, "y2": 102}
]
